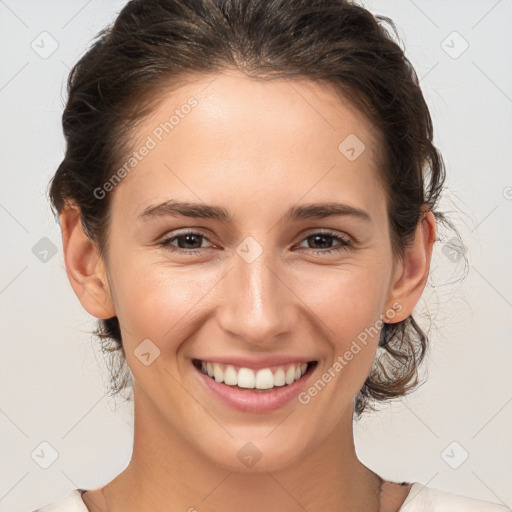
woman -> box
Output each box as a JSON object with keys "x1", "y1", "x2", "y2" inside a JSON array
[{"x1": 35, "y1": 0, "x2": 508, "y2": 510}]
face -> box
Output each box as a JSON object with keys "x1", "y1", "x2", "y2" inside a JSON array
[{"x1": 84, "y1": 70, "x2": 411, "y2": 472}]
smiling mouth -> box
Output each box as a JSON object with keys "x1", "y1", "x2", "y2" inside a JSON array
[{"x1": 192, "y1": 359, "x2": 317, "y2": 392}]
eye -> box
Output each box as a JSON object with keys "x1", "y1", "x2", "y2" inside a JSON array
[
  {"x1": 296, "y1": 230, "x2": 353, "y2": 255},
  {"x1": 158, "y1": 229, "x2": 353, "y2": 256},
  {"x1": 158, "y1": 230, "x2": 214, "y2": 254}
]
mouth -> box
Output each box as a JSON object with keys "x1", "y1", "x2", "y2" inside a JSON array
[{"x1": 192, "y1": 358, "x2": 318, "y2": 393}]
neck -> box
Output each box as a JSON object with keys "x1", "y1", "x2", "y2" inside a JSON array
[{"x1": 102, "y1": 386, "x2": 383, "y2": 512}]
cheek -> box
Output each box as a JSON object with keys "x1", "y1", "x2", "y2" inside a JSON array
[
  {"x1": 292, "y1": 264, "x2": 390, "y2": 386},
  {"x1": 294, "y1": 262, "x2": 391, "y2": 341},
  {"x1": 110, "y1": 258, "x2": 218, "y2": 347},
  {"x1": 110, "y1": 243, "x2": 392, "y2": 361}
]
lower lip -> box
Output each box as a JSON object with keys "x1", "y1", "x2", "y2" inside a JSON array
[{"x1": 193, "y1": 362, "x2": 316, "y2": 413}]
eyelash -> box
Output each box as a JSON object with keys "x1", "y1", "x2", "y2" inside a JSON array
[{"x1": 158, "y1": 229, "x2": 353, "y2": 256}]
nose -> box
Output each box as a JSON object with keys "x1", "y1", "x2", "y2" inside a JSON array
[{"x1": 216, "y1": 246, "x2": 298, "y2": 347}]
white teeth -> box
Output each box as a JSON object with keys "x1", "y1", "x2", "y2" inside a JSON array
[
  {"x1": 285, "y1": 366, "x2": 296, "y2": 385},
  {"x1": 199, "y1": 361, "x2": 311, "y2": 389},
  {"x1": 273, "y1": 368, "x2": 286, "y2": 386},
  {"x1": 237, "y1": 368, "x2": 255, "y2": 388},
  {"x1": 223, "y1": 365, "x2": 238, "y2": 385},
  {"x1": 255, "y1": 368, "x2": 274, "y2": 390},
  {"x1": 213, "y1": 363, "x2": 223, "y2": 382}
]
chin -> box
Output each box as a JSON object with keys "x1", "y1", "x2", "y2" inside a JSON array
[{"x1": 198, "y1": 430, "x2": 313, "y2": 474}]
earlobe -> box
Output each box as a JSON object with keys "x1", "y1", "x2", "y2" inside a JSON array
[
  {"x1": 60, "y1": 202, "x2": 116, "y2": 320},
  {"x1": 384, "y1": 210, "x2": 436, "y2": 323}
]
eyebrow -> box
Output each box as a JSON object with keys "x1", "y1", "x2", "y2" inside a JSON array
[{"x1": 138, "y1": 200, "x2": 372, "y2": 223}]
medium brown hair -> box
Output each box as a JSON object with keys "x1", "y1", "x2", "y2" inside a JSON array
[{"x1": 48, "y1": 0, "x2": 458, "y2": 417}]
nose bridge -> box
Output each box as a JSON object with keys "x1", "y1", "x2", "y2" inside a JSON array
[{"x1": 218, "y1": 244, "x2": 295, "y2": 343}]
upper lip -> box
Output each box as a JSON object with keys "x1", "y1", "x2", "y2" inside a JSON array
[{"x1": 193, "y1": 356, "x2": 317, "y2": 370}]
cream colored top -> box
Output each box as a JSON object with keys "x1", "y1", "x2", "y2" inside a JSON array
[{"x1": 33, "y1": 483, "x2": 511, "y2": 511}]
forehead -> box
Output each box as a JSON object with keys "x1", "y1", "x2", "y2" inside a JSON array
[{"x1": 109, "y1": 70, "x2": 385, "y2": 221}]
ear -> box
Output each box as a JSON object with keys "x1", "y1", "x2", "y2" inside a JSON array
[
  {"x1": 383, "y1": 209, "x2": 436, "y2": 323},
  {"x1": 59, "y1": 202, "x2": 116, "y2": 320}
]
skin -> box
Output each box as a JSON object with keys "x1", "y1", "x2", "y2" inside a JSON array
[{"x1": 60, "y1": 70, "x2": 435, "y2": 511}]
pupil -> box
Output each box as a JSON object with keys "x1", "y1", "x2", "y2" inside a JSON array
[
  {"x1": 310, "y1": 234, "x2": 331, "y2": 249},
  {"x1": 180, "y1": 234, "x2": 201, "y2": 249}
]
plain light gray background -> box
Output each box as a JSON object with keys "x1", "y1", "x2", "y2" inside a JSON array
[{"x1": 1, "y1": 0, "x2": 511, "y2": 510}]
